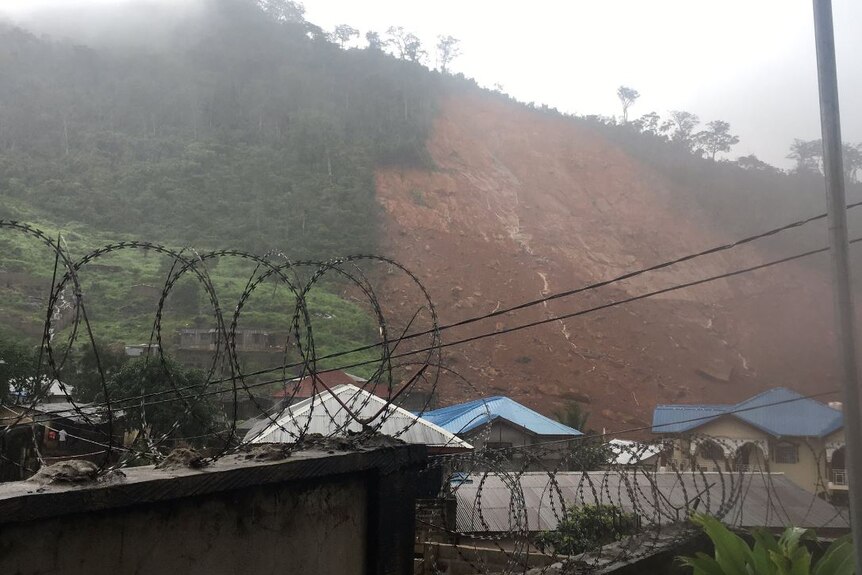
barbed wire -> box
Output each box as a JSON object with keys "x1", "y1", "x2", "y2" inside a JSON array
[{"x1": 0, "y1": 219, "x2": 852, "y2": 574}]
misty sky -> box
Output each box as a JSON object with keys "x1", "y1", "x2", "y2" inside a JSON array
[{"x1": 1, "y1": 0, "x2": 860, "y2": 168}]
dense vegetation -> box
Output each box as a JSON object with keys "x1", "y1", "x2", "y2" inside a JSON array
[
  {"x1": 0, "y1": 0, "x2": 439, "y2": 256},
  {"x1": 0, "y1": 0, "x2": 446, "y2": 370},
  {"x1": 573, "y1": 106, "x2": 862, "y2": 261}
]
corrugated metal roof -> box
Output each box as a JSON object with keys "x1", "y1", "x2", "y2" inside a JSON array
[
  {"x1": 31, "y1": 402, "x2": 118, "y2": 424},
  {"x1": 245, "y1": 384, "x2": 472, "y2": 449},
  {"x1": 651, "y1": 405, "x2": 728, "y2": 434},
  {"x1": 607, "y1": 439, "x2": 662, "y2": 465},
  {"x1": 732, "y1": 388, "x2": 843, "y2": 437},
  {"x1": 422, "y1": 397, "x2": 583, "y2": 437},
  {"x1": 7, "y1": 377, "x2": 73, "y2": 399},
  {"x1": 453, "y1": 471, "x2": 850, "y2": 533},
  {"x1": 651, "y1": 388, "x2": 843, "y2": 438}
]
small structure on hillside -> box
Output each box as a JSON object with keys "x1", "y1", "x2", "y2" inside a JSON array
[
  {"x1": 124, "y1": 343, "x2": 160, "y2": 358},
  {"x1": 245, "y1": 383, "x2": 471, "y2": 453},
  {"x1": 174, "y1": 327, "x2": 287, "y2": 370},
  {"x1": 421, "y1": 396, "x2": 582, "y2": 470},
  {"x1": 178, "y1": 328, "x2": 274, "y2": 351}
]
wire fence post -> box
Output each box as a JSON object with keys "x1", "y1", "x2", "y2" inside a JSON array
[{"x1": 812, "y1": 0, "x2": 862, "y2": 564}]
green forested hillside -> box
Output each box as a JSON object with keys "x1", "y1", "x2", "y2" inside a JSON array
[
  {"x1": 0, "y1": 0, "x2": 438, "y2": 256},
  {"x1": 0, "y1": 0, "x2": 441, "y2": 371}
]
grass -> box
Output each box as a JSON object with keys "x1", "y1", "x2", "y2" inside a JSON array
[{"x1": 0, "y1": 216, "x2": 383, "y2": 379}]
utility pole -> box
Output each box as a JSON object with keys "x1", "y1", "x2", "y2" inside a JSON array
[{"x1": 812, "y1": 0, "x2": 862, "y2": 564}]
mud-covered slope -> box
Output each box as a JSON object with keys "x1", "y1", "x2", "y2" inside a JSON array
[{"x1": 376, "y1": 90, "x2": 840, "y2": 433}]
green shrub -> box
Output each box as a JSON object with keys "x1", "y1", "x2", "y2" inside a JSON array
[
  {"x1": 678, "y1": 513, "x2": 855, "y2": 575},
  {"x1": 534, "y1": 504, "x2": 639, "y2": 556}
]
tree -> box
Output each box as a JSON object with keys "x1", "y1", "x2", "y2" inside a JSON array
[
  {"x1": 556, "y1": 404, "x2": 611, "y2": 470},
  {"x1": 737, "y1": 154, "x2": 776, "y2": 172},
  {"x1": 69, "y1": 343, "x2": 129, "y2": 403},
  {"x1": 616, "y1": 86, "x2": 640, "y2": 123},
  {"x1": 331, "y1": 24, "x2": 359, "y2": 48},
  {"x1": 365, "y1": 30, "x2": 383, "y2": 50},
  {"x1": 0, "y1": 337, "x2": 38, "y2": 403},
  {"x1": 435, "y1": 35, "x2": 461, "y2": 73},
  {"x1": 385, "y1": 26, "x2": 425, "y2": 63},
  {"x1": 694, "y1": 120, "x2": 739, "y2": 160},
  {"x1": 257, "y1": 0, "x2": 305, "y2": 24},
  {"x1": 787, "y1": 139, "x2": 823, "y2": 175},
  {"x1": 101, "y1": 357, "x2": 222, "y2": 442},
  {"x1": 668, "y1": 110, "x2": 700, "y2": 149},
  {"x1": 632, "y1": 111, "x2": 661, "y2": 135},
  {"x1": 678, "y1": 513, "x2": 855, "y2": 575},
  {"x1": 842, "y1": 142, "x2": 862, "y2": 183},
  {"x1": 556, "y1": 401, "x2": 590, "y2": 431},
  {"x1": 534, "y1": 505, "x2": 639, "y2": 556},
  {"x1": 568, "y1": 440, "x2": 613, "y2": 471}
]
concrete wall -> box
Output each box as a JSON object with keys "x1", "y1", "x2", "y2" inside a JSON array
[
  {"x1": 1, "y1": 475, "x2": 367, "y2": 575},
  {"x1": 0, "y1": 445, "x2": 426, "y2": 575}
]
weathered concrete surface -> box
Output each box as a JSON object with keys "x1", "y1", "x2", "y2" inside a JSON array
[
  {"x1": 1, "y1": 475, "x2": 367, "y2": 574},
  {"x1": 0, "y1": 444, "x2": 426, "y2": 575}
]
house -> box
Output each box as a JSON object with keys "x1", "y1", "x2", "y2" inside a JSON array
[
  {"x1": 178, "y1": 328, "x2": 273, "y2": 351},
  {"x1": 244, "y1": 383, "x2": 472, "y2": 452},
  {"x1": 175, "y1": 327, "x2": 284, "y2": 370},
  {"x1": 606, "y1": 439, "x2": 662, "y2": 470},
  {"x1": 7, "y1": 377, "x2": 74, "y2": 404},
  {"x1": 124, "y1": 343, "x2": 160, "y2": 358},
  {"x1": 421, "y1": 397, "x2": 582, "y2": 470},
  {"x1": 0, "y1": 400, "x2": 123, "y2": 481},
  {"x1": 651, "y1": 387, "x2": 846, "y2": 497},
  {"x1": 230, "y1": 370, "x2": 368, "y2": 437}
]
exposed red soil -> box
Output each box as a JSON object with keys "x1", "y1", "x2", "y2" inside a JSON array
[{"x1": 375, "y1": 89, "x2": 841, "y2": 435}]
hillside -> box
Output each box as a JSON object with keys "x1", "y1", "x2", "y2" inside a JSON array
[
  {"x1": 0, "y1": 0, "x2": 435, "y2": 376},
  {"x1": 0, "y1": 0, "x2": 855, "y2": 430},
  {"x1": 376, "y1": 89, "x2": 844, "y2": 432}
]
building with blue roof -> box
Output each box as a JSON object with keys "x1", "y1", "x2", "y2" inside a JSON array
[
  {"x1": 651, "y1": 387, "x2": 846, "y2": 497},
  {"x1": 422, "y1": 396, "x2": 582, "y2": 470}
]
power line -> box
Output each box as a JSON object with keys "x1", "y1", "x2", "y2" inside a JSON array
[
  {"x1": 206, "y1": 201, "x2": 862, "y2": 384},
  {"x1": 61, "y1": 205, "x2": 860, "y2": 413},
  {"x1": 16, "y1": 234, "x2": 856, "y2": 420}
]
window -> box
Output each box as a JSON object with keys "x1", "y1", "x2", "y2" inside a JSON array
[
  {"x1": 774, "y1": 442, "x2": 798, "y2": 464},
  {"x1": 696, "y1": 440, "x2": 724, "y2": 461}
]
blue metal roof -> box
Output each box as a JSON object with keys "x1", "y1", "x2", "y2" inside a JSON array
[
  {"x1": 651, "y1": 387, "x2": 843, "y2": 438},
  {"x1": 650, "y1": 404, "x2": 728, "y2": 434},
  {"x1": 422, "y1": 396, "x2": 583, "y2": 437}
]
